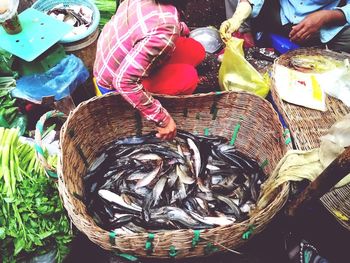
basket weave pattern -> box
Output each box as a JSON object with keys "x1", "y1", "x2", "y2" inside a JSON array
[
  {"x1": 58, "y1": 92, "x2": 288, "y2": 258},
  {"x1": 271, "y1": 48, "x2": 350, "y2": 150},
  {"x1": 271, "y1": 48, "x2": 350, "y2": 232}
]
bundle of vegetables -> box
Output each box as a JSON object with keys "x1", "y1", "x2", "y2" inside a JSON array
[
  {"x1": 0, "y1": 77, "x2": 27, "y2": 134},
  {"x1": 94, "y1": 0, "x2": 117, "y2": 28},
  {"x1": 0, "y1": 128, "x2": 72, "y2": 263}
]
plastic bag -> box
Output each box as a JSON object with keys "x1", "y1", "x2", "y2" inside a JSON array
[
  {"x1": 218, "y1": 37, "x2": 269, "y2": 98},
  {"x1": 12, "y1": 55, "x2": 89, "y2": 103},
  {"x1": 273, "y1": 63, "x2": 326, "y2": 111},
  {"x1": 317, "y1": 59, "x2": 350, "y2": 107}
]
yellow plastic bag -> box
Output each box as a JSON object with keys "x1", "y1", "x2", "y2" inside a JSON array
[{"x1": 219, "y1": 38, "x2": 269, "y2": 98}]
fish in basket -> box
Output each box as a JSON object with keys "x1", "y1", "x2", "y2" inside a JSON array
[
  {"x1": 58, "y1": 91, "x2": 289, "y2": 259},
  {"x1": 84, "y1": 129, "x2": 266, "y2": 232}
]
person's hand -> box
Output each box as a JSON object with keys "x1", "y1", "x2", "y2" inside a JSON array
[
  {"x1": 220, "y1": 17, "x2": 242, "y2": 42},
  {"x1": 219, "y1": 1, "x2": 252, "y2": 42},
  {"x1": 289, "y1": 11, "x2": 326, "y2": 43},
  {"x1": 156, "y1": 117, "x2": 177, "y2": 140}
]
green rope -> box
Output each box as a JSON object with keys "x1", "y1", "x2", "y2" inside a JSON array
[
  {"x1": 46, "y1": 170, "x2": 58, "y2": 179},
  {"x1": 204, "y1": 128, "x2": 209, "y2": 136},
  {"x1": 260, "y1": 159, "x2": 269, "y2": 169},
  {"x1": 283, "y1": 128, "x2": 292, "y2": 145},
  {"x1": 304, "y1": 250, "x2": 312, "y2": 263},
  {"x1": 230, "y1": 117, "x2": 243, "y2": 146},
  {"x1": 204, "y1": 242, "x2": 218, "y2": 255},
  {"x1": 34, "y1": 143, "x2": 45, "y2": 157},
  {"x1": 242, "y1": 225, "x2": 255, "y2": 240},
  {"x1": 109, "y1": 232, "x2": 116, "y2": 245},
  {"x1": 114, "y1": 252, "x2": 138, "y2": 262},
  {"x1": 36, "y1": 122, "x2": 44, "y2": 135},
  {"x1": 191, "y1": 230, "x2": 201, "y2": 249},
  {"x1": 169, "y1": 246, "x2": 177, "y2": 258},
  {"x1": 145, "y1": 233, "x2": 155, "y2": 254}
]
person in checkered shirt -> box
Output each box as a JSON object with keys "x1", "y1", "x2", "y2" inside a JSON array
[{"x1": 94, "y1": 0, "x2": 205, "y2": 140}]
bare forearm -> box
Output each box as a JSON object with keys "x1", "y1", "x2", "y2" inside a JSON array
[{"x1": 322, "y1": 9, "x2": 347, "y2": 27}]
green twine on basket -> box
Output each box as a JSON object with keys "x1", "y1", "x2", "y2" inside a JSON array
[
  {"x1": 260, "y1": 159, "x2": 269, "y2": 169},
  {"x1": 283, "y1": 128, "x2": 292, "y2": 145},
  {"x1": 242, "y1": 225, "x2": 255, "y2": 240},
  {"x1": 145, "y1": 233, "x2": 155, "y2": 254},
  {"x1": 196, "y1": 113, "x2": 201, "y2": 120},
  {"x1": 109, "y1": 232, "x2": 116, "y2": 245},
  {"x1": 204, "y1": 242, "x2": 218, "y2": 255},
  {"x1": 169, "y1": 246, "x2": 177, "y2": 258},
  {"x1": 204, "y1": 128, "x2": 209, "y2": 136},
  {"x1": 114, "y1": 252, "x2": 138, "y2": 262},
  {"x1": 191, "y1": 230, "x2": 201, "y2": 250},
  {"x1": 230, "y1": 117, "x2": 244, "y2": 146}
]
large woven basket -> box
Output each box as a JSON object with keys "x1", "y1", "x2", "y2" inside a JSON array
[
  {"x1": 271, "y1": 48, "x2": 350, "y2": 232},
  {"x1": 58, "y1": 91, "x2": 289, "y2": 259}
]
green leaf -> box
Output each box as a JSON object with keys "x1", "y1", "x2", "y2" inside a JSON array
[
  {"x1": 14, "y1": 238, "x2": 25, "y2": 256},
  {"x1": 0, "y1": 227, "x2": 5, "y2": 239}
]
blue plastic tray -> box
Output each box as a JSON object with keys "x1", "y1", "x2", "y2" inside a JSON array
[{"x1": 0, "y1": 8, "x2": 72, "y2": 62}]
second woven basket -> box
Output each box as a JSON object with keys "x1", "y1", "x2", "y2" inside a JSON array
[{"x1": 58, "y1": 91, "x2": 289, "y2": 259}]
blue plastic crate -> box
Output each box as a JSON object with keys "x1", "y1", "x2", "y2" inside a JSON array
[{"x1": 32, "y1": 0, "x2": 100, "y2": 43}]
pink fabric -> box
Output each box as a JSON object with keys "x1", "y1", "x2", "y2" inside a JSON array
[{"x1": 93, "y1": 0, "x2": 189, "y2": 127}]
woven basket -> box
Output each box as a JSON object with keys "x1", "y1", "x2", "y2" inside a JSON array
[
  {"x1": 271, "y1": 48, "x2": 350, "y2": 151},
  {"x1": 271, "y1": 48, "x2": 350, "y2": 232},
  {"x1": 58, "y1": 91, "x2": 289, "y2": 259}
]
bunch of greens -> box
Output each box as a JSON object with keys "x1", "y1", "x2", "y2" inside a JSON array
[
  {"x1": 0, "y1": 128, "x2": 72, "y2": 263},
  {"x1": 95, "y1": 0, "x2": 118, "y2": 28},
  {"x1": 0, "y1": 77, "x2": 27, "y2": 135}
]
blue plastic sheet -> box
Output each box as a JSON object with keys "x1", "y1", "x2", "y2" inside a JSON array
[{"x1": 12, "y1": 55, "x2": 89, "y2": 103}]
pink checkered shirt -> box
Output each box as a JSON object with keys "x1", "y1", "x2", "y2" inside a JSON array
[{"x1": 93, "y1": 0, "x2": 189, "y2": 127}]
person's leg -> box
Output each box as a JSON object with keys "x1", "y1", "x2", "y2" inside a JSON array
[
  {"x1": 142, "y1": 63, "x2": 198, "y2": 95},
  {"x1": 141, "y1": 36, "x2": 205, "y2": 95},
  {"x1": 326, "y1": 26, "x2": 350, "y2": 53},
  {"x1": 166, "y1": 37, "x2": 206, "y2": 66}
]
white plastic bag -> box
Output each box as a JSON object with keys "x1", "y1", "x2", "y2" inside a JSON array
[
  {"x1": 273, "y1": 64, "x2": 326, "y2": 111},
  {"x1": 317, "y1": 59, "x2": 350, "y2": 107}
]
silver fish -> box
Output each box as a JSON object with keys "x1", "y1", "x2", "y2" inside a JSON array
[
  {"x1": 135, "y1": 162, "x2": 162, "y2": 189},
  {"x1": 98, "y1": 189, "x2": 142, "y2": 212},
  {"x1": 176, "y1": 165, "x2": 195, "y2": 185},
  {"x1": 187, "y1": 138, "x2": 201, "y2": 177}
]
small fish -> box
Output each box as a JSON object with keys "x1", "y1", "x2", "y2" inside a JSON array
[
  {"x1": 98, "y1": 190, "x2": 142, "y2": 212},
  {"x1": 176, "y1": 165, "x2": 195, "y2": 185},
  {"x1": 188, "y1": 211, "x2": 235, "y2": 226},
  {"x1": 135, "y1": 162, "x2": 162, "y2": 189},
  {"x1": 187, "y1": 138, "x2": 201, "y2": 177}
]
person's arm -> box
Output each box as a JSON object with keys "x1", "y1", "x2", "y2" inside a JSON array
[
  {"x1": 290, "y1": 2, "x2": 349, "y2": 43},
  {"x1": 219, "y1": 0, "x2": 252, "y2": 41},
  {"x1": 113, "y1": 22, "x2": 178, "y2": 140}
]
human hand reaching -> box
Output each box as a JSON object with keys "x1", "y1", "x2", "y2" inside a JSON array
[
  {"x1": 219, "y1": 1, "x2": 252, "y2": 42},
  {"x1": 289, "y1": 11, "x2": 327, "y2": 43},
  {"x1": 156, "y1": 117, "x2": 177, "y2": 140}
]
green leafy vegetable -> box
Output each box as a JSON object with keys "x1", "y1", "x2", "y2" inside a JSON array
[{"x1": 0, "y1": 128, "x2": 72, "y2": 263}]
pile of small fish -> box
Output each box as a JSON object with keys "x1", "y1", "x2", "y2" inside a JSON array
[
  {"x1": 47, "y1": 4, "x2": 93, "y2": 37},
  {"x1": 84, "y1": 130, "x2": 266, "y2": 233}
]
